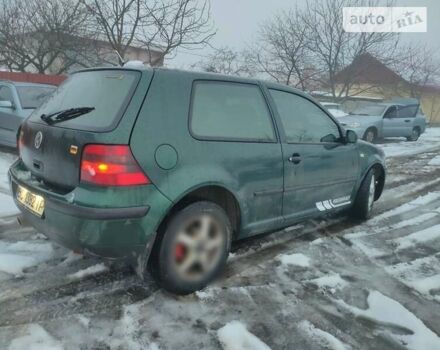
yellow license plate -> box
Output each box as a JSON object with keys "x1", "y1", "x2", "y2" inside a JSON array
[{"x1": 16, "y1": 185, "x2": 45, "y2": 217}]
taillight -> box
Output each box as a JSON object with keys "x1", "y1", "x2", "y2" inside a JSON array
[{"x1": 80, "y1": 144, "x2": 150, "y2": 186}]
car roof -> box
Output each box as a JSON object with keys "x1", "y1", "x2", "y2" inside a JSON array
[{"x1": 75, "y1": 66, "x2": 311, "y2": 99}]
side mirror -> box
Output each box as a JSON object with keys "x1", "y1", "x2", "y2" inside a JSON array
[
  {"x1": 346, "y1": 130, "x2": 358, "y2": 143},
  {"x1": 0, "y1": 100, "x2": 14, "y2": 109}
]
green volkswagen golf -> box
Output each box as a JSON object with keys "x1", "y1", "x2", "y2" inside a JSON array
[{"x1": 9, "y1": 67, "x2": 385, "y2": 294}]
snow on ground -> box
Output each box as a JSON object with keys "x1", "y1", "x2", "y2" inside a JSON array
[
  {"x1": 298, "y1": 320, "x2": 349, "y2": 350},
  {"x1": 368, "y1": 191, "x2": 440, "y2": 224},
  {"x1": 337, "y1": 291, "x2": 440, "y2": 350},
  {"x1": 8, "y1": 324, "x2": 63, "y2": 350},
  {"x1": 277, "y1": 253, "x2": 310, "y2": 267},
  {"x1": 394, "y1": 224, "x2": 440, "y2": 250},
  {"x1": 67, "y1": 263, "x2": 108, "y2": 280},
  {"x1": 217, "y1": 321, "x2": 271, "y2": 350},
  {"x1": 379, "y1": 127, "x2": 440, "y2": 158},
  {"x1": 0, "y1": 240, "x2": 54, "y2": 276},
  {"x1": 0, "y1": 151, "x2": 16, "y2": 192},
  {"x1": 0, "y1": 192, "x2": 19, "y2": 217},
  {"x1": 0, "y1": 254, "x2": 38, "y2": 276},
  {"x1": 428, "y1": 155, "x2": 440, "y2": 166},
  {"x1": 308, "y1": 273, "x2": 348, "y2": 293}
]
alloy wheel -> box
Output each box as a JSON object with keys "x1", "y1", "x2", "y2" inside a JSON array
[
  {"x1": 368, "y1": 174, "x2": 376, "y2": 211},
  {"x1": 173, "y1": 214, "x2": 225, "y2": 281},
  {"x1": 365, "y1": 130, "x2": 375, "y2": 143}
]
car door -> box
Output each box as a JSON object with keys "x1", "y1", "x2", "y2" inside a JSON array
[
  {"x1": 398, "y1": 104, "x2": 419, "y2": 137},
  {"x1": 185, "y1": 80, "x2": 285, "y2": 237},
  {"x1": 382, "y1": 105, "x2": 412, "y2": 137},
  {"x1": 0, "y1": 85, "x2": 21, "y2": 147},
  {"x1": 382, "y1": 105, "x2": 398, "y2": 137},
  {"x1": 268, "y1": 88, "x2": 359, "y2": 222}
]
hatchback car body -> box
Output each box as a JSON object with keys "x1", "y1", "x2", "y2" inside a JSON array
[
  {"x1": 9, "y1": 67, "x2": 386, "y2": 294},
  {"x1": 0, "y1": 81, "x2": 55, "y2": 148},
  {"x1": 338, "y1": 101, "x2": 426, "y2": 143}
]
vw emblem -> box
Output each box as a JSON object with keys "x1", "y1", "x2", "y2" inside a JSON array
[{"x1": 34, "y1": 131, "x2": 43, "y2": 149}]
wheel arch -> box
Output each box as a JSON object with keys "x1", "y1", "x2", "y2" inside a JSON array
[
  {"x1": 364, "y1": 126, "x2": 378, "y2": 139},
  {"x1": 363, "y1": 162, "x2": 386, "y2": 201},
  {"x1": 155, "y1": 183, "x2": 242, "y2": 240}
]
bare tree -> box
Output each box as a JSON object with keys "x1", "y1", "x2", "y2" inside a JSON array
[
  {"x1": 300, "y1": 0, "x2": 399, "y2": 101},
  {"x1": 80, "y1": 0, "x2": 143, "y2": 65},
  {"x1": 82, "y1": 0, "x2": 216, "y2": 66},
  {"x1": 0, "y1": 0, "x2": 96, "y2": 73},
  {"x1": 247, "y1": 9, "x2": 312, "y2": 89},
  {"x1": 137, "y1": 0, "x2": 216, "y2": 66},
  {"x1": 392, "y1": 43, "x2": 440, "y2": 98},
  {"x1": 192, "y1": 47, "x2": 253, "y2": 76}
]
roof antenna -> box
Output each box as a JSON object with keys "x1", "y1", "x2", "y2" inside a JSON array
[{"x1": 114, "y1": 50, "x2": 126, "y2": 66}]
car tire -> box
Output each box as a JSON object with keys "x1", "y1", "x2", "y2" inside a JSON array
[
  {"x1": 151, "y1": 201, "x2": 232, "y2": 295},
  {"x1": 407, "y1": 127, "x2": 420, "y2": 142},
  {"x1": 363, "y1": 128, "x2": 377, "y2": 143},
  {"x1": 351, "y1": 168, "x2": 376, "y2": 220}
]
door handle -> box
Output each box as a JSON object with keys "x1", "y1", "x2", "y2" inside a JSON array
[
  {"x1": 404, "y1": 119, "x2": 411, "y2": 122},
  {"x1": 288, "y1": 153, "x2": 301, "y2": 164}
]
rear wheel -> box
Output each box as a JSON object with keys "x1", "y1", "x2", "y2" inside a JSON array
[
  {"x1": 363, "y1": 128, "x2": 377, "y2": 143},
  {"x1": 407, "y1": 127, "x2": 420, "y2": 142},
  {"x1": 351, "y1": 168, "x2": 376, "y2": 220},
  {"x1": 151, "y1": 201, "x2": 232, "y2": 295}
]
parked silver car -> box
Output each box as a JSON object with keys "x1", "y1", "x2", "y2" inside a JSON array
[
  {"x1": 338, "y1": 100, "x2": 426, "y2": 143},
  {"x1": 0, "y1": 81, "x2": 55, "y2": 148}
]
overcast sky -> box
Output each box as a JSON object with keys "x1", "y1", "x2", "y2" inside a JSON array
[{"x1": 166, "y1": 0, "x2": 440, "y2": 68}]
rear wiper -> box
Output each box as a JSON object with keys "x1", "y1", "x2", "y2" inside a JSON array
[{"x1": 40, "y1": 107, "x2": 95, "y2": 125}]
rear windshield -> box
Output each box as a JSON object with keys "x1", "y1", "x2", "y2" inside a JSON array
[
  {"x1": 29, "y1": 70, "x2": 141, "y2": 131},
  {"x1": 17, "y1": 86, "x2": 55, "y2": 109}
]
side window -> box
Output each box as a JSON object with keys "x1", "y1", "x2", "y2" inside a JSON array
[
  {"x1": 384, "y1": 106, "x2": 398, "y2": 118},
  {"x1": 190, "y1": 81, "x2": 276, "y2": 142},
  {"x1": 269, "y1": 89, "x2": 340, "y2": 143},
  {"x1": 398, "y1": 105, "x2": 418, "y2": 118},
  {"x1": 0, "y1": 86, "x2": 13, "y2": 103}
]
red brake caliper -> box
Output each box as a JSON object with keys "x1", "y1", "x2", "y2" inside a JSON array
[{"x1": 175, "y1": 243, "x2": 186, "y2": 261}]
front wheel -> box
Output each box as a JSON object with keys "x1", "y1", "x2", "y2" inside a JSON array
[
  {"x1": 151, "y1": 201, "x2": 232, "y2": 295},
  {"x1": 363, "y1": 128, "x2": 377, "y2": 143},
  {"x1": 407, "y1": 127, "x2": 420, "y2": 142},
  {"x1": 351, "y1": 169, "x2": 376, "y2": 220}
]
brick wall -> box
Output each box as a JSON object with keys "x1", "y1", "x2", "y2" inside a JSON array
[{"x1": 0, "y1": 71, "x2": 66, "y2": 86}]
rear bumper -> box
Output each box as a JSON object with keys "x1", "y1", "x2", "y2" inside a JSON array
[
  {"x1": 8, "y1": 160, "x2": 171, "y2": 260},
  {"x1": 46, "y1": 196, "x2": 149, "y2": 220}
]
